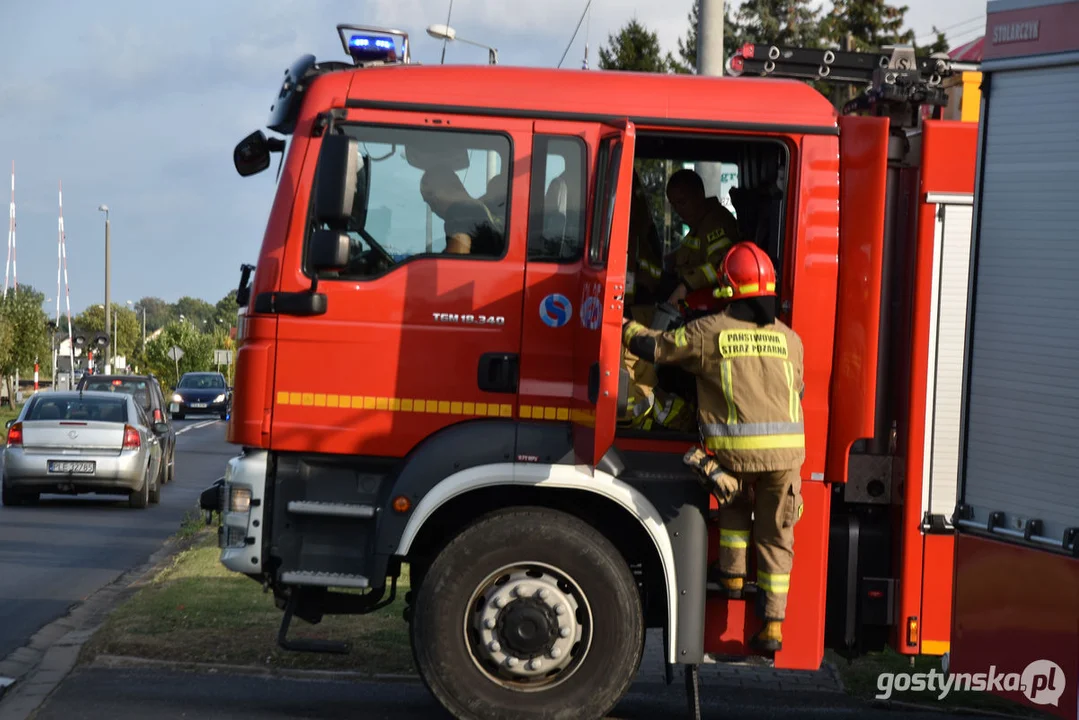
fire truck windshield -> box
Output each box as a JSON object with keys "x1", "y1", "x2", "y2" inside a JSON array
[{"x1": 310, "y1": 124, "x2": 511, "y2": 279}]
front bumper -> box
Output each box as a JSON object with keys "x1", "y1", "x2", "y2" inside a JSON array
[
  {"x1": 171, "y1": 398, "x2": 229, "y2": 415},
  {"x1": 3, "y1": 447, "x2": 148, "y2": 494},
  {"x1": 201, "y1": 449, "x2": 267, "y2": 574}
]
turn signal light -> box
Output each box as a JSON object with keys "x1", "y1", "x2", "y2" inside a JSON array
[
  {"x1": 6, "y1": 421, "x2": 22, "y2": 447},
  {"x1": 907, "y1": 616, "x2": 919, "y2": 647},
  {"x1": 123, "y1": 424, "x2": 141, "y2": 449},
  {"x1": 392, "y1": 495, "x2": 411, "y2": 513}
]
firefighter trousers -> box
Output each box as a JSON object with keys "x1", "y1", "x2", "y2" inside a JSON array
[{"x1": 716, "y1": 468, "x2": 803, "y2": 621}]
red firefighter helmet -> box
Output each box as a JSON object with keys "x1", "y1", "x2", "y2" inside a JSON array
[{"x1": 713, "y1": 242, "x2": 777, "y2": 300}]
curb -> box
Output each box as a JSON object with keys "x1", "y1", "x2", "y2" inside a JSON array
[
  {"x1": 0, "y1": 527, "x2": 208, "y2": 720},
  {"x1": 89, "y1": 654, "x2": 423, "y2": 684}
]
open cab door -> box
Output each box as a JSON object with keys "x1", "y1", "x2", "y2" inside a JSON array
[{"x1": 573, "y1": 120, "x2": 635, "y2": 467}]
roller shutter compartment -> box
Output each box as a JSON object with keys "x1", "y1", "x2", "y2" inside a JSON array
[{"x1": 960, "y1": 62, "x2": 1079, "y2": 549}]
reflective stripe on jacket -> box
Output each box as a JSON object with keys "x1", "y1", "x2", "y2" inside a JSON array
[{"x1": 623, "y1": 312, "x2": 805, "y2": 473}]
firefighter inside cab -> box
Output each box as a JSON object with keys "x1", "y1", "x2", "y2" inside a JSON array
[
  {"x1": 622, "y1": 242, "x2": 806, "y2": 652},
  {"x1": 619, "y1": 168, "x2": 743, "y2": 434}
]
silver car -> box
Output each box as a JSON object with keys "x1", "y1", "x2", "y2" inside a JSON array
[{"x1": 1, "y1": 390, "x2": 166, "y2": 508}]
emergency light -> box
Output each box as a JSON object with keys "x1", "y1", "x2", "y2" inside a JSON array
[
  {"x1": 347, "y1": 34, "x2": 397, "y2": 63},
  {"x1": 336, "y1": 24, "x2": 411, "y2": 65}
]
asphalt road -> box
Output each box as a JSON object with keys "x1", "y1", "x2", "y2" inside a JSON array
[
  {"x1": 0, "y1": 417, "x2": 234, "y2": 661},
  {"x1": 29, "y1": 666, "x2": 997, "y2": 720}
]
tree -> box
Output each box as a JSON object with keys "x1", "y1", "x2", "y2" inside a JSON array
[
  {"x1": 73, "y1": 303, "x2": 141, "y2": 361},
  {"x1": 917, "y1": 26, "x2": 950, "y2": 55},
  {"x1": 734, "y1": 0, "x2": 825, "y2": 48},
  {"x1": 820, "y1": 0, "x2": 916, "y2": 52},
  {"x1": 0, "y1": 285, "x2": 51, "y2": 402},
  {"x1": 671, "y1": 1, "x2": 744, "y2": 74},
  {"x1": 144, "y1": 321, "x2": 219, "y2": 388},
  {"x1": 598, "y1": 19, "x2": 672, "y2": 73},
  {"x1": 213, "y1": 289, "x2": 239, "y2": 328},
  {"x1": 174, "y1": 296, "x2": 216, "y2": 330},
  {"x1": 134, "y1": 297, "x2": 174, "y2": 333}
]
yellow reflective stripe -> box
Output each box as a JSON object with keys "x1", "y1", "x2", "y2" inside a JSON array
[
  {"x1": 756, "y1": 571, "x2": 790, "y2": 594},
  {"x1": 655, "y1": 394, "x2": 686, "y2": 426},
  {"x1": 720, "y1": 359, "x2": 737, "y2": 425},
  {"x1": 624, "y1": 321, "x2": 645, "y2": 344},
  {"x1": 673, "y1": 326, "x2": 688, "y2": 348},
  {"x1": 720, "y1": 529, "x2": 750, "y2": 549},
  {"x1": 736, "y1": 281, "x2": 777, "y2": 294},
  {"x1": 705, "y1": 434, "x2": 805, "y2": 451},
  {"x1": 707, "y1": 236, "x2": 731, "y2": 256},
  {"x1": 683, "y1": 234, "x2": 700, "y2": 250},
  {"x1": 784, "y1": 361, "x2": 798, "y2": 422},
  {"x1": 639, "y1": 259, "x2": 663, "y2": 278},
  {"x1": 699, "y1": 263, "x2": 718, "y2": 285},
  {"x1": 277, "y1": 392, "x2": 513, "y2": 418}
]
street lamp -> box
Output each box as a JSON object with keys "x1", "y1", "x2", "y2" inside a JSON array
[
  {"x1": 426, "y1": 24, "x2": 498, "y2": 65},
  {"x1": 425, "y1": 24, "x2": 500, "y2": 182},
  {"x1": 97, "y1": 205, "x2": 111, "y2": 373}
]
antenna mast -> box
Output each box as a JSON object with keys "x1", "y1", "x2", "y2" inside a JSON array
[
  {"x1": 5, "y1": 161, "x2": 15, "y2": 298},
  {"x1": 57, "y1": 181, "x2": 75, "y2": 386}
]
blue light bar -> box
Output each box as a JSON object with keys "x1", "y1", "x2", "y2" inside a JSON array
[{"x1": 348, "y1": 34, "x2": 398, "y2": 62}]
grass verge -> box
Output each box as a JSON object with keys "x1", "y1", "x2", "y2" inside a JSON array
[
  {"x1": 79, "y1": 527, "x2": 413, "y2": 674},
  {"x1": 825, "y1": 648, "x2": 1053, "y2": 718}
]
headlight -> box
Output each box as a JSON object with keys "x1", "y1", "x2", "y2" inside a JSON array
[
  {"x1": 172, "y1": 393, "x2": 183, "y2": 403},
  {"x1": 230, "y1": 486, "x2": 252, "y2": 513},
  {"x1": 214, "y1": 393, "x2": 226, "y2": 403}
]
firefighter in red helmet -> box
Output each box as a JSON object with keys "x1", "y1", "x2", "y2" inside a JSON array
[{"x1": 622, "y1": 242, "x2": 805, "y2": 653}]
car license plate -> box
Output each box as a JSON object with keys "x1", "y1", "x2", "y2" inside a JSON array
[
  {"x1": 169, "y1": 403, "x2": 179, "y2": 413},
  {"x1": 191, "y1": 403, "x2": 208, "y2": 408},
  {"x1": 48, "y1": 460, "x2": 96, "y2": 474}
]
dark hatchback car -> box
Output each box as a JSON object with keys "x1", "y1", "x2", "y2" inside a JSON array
[
  {"x1": 170, "y1": 372, "x2": 230, "y2": 420},
  {"x1": 76, "y1": 373, "x2": 177, "y2": 485}
]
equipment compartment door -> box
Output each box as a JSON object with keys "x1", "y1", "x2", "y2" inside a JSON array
[
  {"x1": 269, "y1": 111, "x2": 531, "y2": 457},
  {"x1": 573, "y1": 120, "x2": 635, "y2": 467}
]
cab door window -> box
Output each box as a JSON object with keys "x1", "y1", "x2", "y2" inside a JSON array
[
  {"x1": 305, "y1": 124, "x2": 512, "y2": 280},
  {"x1": 527, "y1": 135, "x2": 587, "y2": 262}
]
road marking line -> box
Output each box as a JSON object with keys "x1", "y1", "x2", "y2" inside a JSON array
[{"x1": 175, "y1": 419, "x2": 220, "y2": 435}]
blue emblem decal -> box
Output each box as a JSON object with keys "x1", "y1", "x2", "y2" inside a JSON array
[{"x1": 539, "y1": 293, "x2": 572, "y2": 328}]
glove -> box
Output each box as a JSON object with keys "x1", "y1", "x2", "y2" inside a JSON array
[{"x1": 683, "y1": 447, "x2": 741, "y2": 507}]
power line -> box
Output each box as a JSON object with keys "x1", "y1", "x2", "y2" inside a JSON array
[
  {"x1": 558, "y1": 0, "x2": 595, "y2": 69},
  {"x1": 917, "y1": 13, "x2": 984, "y2": 41}
]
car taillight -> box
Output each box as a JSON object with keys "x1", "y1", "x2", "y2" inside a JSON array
[
  {"x1": 6, "y1": 422, "x2": 22, "y2": 447},
  {"x1": 153, "y1": 408, "x2": 163, "y2": 422},
  {"x1": 123, "y1": 424, "x2": 140, "y2": 449}
]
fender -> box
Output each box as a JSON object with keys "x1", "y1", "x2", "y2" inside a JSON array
[{"x1": 395, "y1": 461, "x2": 684, "y2": 663}]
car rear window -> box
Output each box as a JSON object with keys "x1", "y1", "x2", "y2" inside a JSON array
[
  {"x1": 27, "y1": 397, "x2": 128, "y2": 423},
  {"x1": 82, "y1": 378, "x2": 152, "y2": 409}
]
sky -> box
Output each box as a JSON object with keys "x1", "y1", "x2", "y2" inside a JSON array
[{"x1": 1, "y1": 0, "x2": 988, "y2": 316}]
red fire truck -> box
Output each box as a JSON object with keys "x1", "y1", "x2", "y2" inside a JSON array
[
  {"x1": 948, "y1": 1, "x2": 1079, "y2": 718},
  {"x1": 201, "y1": 25, "x2": 981, "y2": 719}
]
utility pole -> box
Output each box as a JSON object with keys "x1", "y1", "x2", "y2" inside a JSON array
[
  {"x1": 695, "y1": 0, "x2": 725, "y2": 203},
  {"x1": 98, "y1": 205, "x2": 111, "y2": 373}
]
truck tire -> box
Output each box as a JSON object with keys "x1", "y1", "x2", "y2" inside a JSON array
[{"x1": 410, "y1": 506, "x2": 644, "y2": 720}]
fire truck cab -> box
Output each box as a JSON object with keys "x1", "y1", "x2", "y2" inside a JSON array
[{"x1": 204, "y1": 24, "x2": 981, "y2": 720}]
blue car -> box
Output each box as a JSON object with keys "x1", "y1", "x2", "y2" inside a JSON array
[{"x1": 170, "y1": 372, "x2": 231, "y2": 420}]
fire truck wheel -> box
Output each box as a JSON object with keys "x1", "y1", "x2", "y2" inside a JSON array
[{"x1": 410, "y1": 506, "x2": 644, "y2": 720}]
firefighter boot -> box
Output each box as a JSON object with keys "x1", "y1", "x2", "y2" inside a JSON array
[
  {"x1": 751, "y1": 620, "x2": 783, "y2": 654},
  {"x1": 706, "y1": 566, "x2": 744, "y2": 599}
]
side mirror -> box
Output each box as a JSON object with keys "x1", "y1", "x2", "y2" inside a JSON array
[
  {"x1": 153, "y1": 421, "x2": 169, "y2": 435},
  {"x1": 313, "y1": 134, "x2": 359, "y2": 227},
  {"x1": 309, "y1": 230, "x2": 350, "y2": 273},
  {"x1": 234, "y1": 131, "x2": 272, "y2": 177}
]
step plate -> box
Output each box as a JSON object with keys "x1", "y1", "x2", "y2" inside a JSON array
[
  {"x1": 286, "y1": 501, "x2": 376, "y2": 518},
  {"x1": 280, "y1": 570, "x2": 370, "y2": 588}
]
